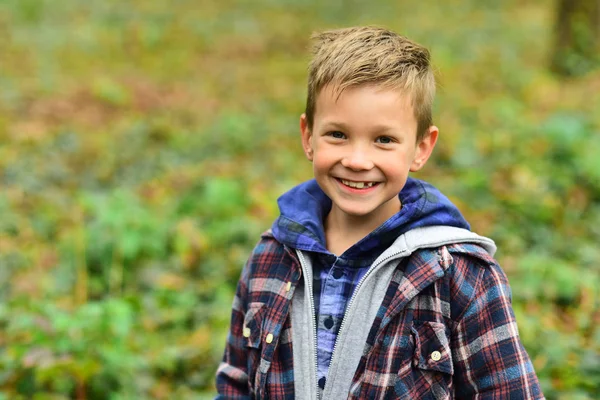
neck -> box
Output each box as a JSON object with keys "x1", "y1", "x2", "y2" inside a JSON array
[{"x1": 324, "y1": 197, "x2": 401, "y2": 255}]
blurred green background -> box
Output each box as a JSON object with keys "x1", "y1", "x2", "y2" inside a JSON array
[{"x1": 1, "y1": 0, "x2": 599, "y2": 399}]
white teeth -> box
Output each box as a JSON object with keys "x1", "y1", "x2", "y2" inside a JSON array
[{"x1": 341, "y1": 179, "x2": 375, "y2": 189}]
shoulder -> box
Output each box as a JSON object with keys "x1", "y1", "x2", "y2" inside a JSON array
[
  {"x1": 442, "y1": 243, "x2": 512, "y2": 322},
  {"x1": 247, "y1": 229, "x2": 286, "y2": 261},
  {"x1": 241, "y1": 229, "x2": 300, "y2": 282},
  {"x1": 446, "y1": 242, "x2": 509, "y2": 287}
]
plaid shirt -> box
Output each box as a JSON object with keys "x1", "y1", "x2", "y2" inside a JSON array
[
  {"x1": 215, "y1": 230, "x2": 544, "y2": 399},
  {"x1": 311, "y1": 253, "x2": 370, "y2": 390}
]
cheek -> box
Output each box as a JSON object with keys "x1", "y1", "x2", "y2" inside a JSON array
[
  {"x1": 379, "y1": 157, "x2": 411, "y2": 179},
  {"x1": 312, "y1": 152, "x2": 335, "y2": 171},
  {"x1": 312, "y1": 160, "x2": 329, "y2": 176}
]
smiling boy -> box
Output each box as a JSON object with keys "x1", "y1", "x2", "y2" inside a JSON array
[{"x1": 216, "y1": 26, "x2": 543, "y2": 399}]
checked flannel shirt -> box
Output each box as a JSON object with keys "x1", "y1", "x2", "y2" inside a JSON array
[{"x1": 216, "y1": 230, "x2": 544, "y2": 399}]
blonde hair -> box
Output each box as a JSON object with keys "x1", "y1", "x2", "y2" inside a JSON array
[{"x1": 305, "y1": 26, "x2": 436, "y2": 140}]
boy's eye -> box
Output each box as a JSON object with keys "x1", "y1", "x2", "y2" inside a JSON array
[
  {"x1": 376, "y1": 136, "x2": 393, "y2": 144},
  {"x1": 328, "y1": 131, "x2": 346, "y2": 139}
]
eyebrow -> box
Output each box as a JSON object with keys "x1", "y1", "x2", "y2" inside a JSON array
[
  {"x1": 321, "y1": 121, "x2": 350, "y2": 131},
  {"x1": 321, "y1": 121, "x2": 398, "y2": 134}
]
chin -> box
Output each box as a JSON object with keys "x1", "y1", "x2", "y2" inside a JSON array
[{"x1": 336, "y1": 204, "x2": 379, "y2": 218}]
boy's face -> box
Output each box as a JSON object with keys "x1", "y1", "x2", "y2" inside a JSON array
[{"x1": 300, "y1": 84, "x2": 438, "y2": 226}]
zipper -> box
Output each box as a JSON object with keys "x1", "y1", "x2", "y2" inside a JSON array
[
  {"x1": 296, "y1": 251, "x2": 320, "y2": 400},
  {"x1": 326, "y1": 249, "x2": 405, "y2": 390}
]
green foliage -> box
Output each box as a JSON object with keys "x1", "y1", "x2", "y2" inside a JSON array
[{"x1": 1, "y1": 0, "x2": 599, "y2": 398}]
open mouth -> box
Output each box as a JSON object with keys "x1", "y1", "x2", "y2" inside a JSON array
[{"x1": 338, "y1": 179, "x2": 379, "y2": 190}]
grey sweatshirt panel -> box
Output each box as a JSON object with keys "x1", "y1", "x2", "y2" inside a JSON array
[
  {"x1": 291, "y1": 226, "x2": 496, "y2": 400},
  {"x1": 403, "y1": 225, "x2": 497, "y2": 257},
  {"x1": 291, "y1": 251, "x2": 318, "y2": 400}
]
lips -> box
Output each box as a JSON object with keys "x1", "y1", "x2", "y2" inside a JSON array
[
  {"x1": 339, "y1": 179, "x2": 374, "y2": 189},
  {"x1": 337, "y1": 178, "x2": 380, "y2": 190}
]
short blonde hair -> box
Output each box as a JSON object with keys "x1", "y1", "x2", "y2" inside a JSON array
[{"x1": 305, "y1": 26, "x2": 436, "y2": 140}]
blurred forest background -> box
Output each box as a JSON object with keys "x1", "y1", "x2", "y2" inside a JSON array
[{"x1": 1, "y1": 0, "x2": 599, "y2": 399}]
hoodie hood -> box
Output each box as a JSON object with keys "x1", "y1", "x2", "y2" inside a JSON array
[{"x1": 271, "y1": 177, "x2": 470, "y2": 259}]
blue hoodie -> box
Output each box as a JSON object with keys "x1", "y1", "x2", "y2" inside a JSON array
[{"x1": 272, "y1": 177, "x2": 470, "y2": 257}]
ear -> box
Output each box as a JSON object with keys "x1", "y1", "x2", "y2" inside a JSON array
[
  {"x1": 300, "y1": 113, "x2": 314, "y2": 161},
  {"x1": 410, "y1": 125, "x2": 439, "y2": 172}
]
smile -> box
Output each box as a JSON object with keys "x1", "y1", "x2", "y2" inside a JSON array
[{"x1": 339, "y1": 179, "x2": 377, "y2": 189}]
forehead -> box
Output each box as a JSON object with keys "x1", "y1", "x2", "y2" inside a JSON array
[
  {"x1": 314, "y1": 84, "x2": 416, "y2": 128},
  {"x1": 318, "y1": 83, "x2": 413, "y2": 106}
]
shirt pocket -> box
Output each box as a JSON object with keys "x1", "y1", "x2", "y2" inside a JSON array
[
  {"x1": 411, "y1": 320, "x2": 453, "y2": 376},
  {"x1": 243, "y1": 303, "x2": 271, "y2": 399},
  {"x1": 244, "y1": 302, "x2": 267, "y2": 349}
]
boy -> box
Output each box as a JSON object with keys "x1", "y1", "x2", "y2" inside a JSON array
[{"x1": 216, "y1": 26, "x2": 543, "y2": 399}]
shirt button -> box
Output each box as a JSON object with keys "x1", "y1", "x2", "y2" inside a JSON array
[
  {"x1": 332, "y1": 269, "x2": 344, "y2": 279},
  {"x1": 243, "y1": 327, "x2": 251, "y2": 338},
  {"x1": 431, "y1": 351, "x2": 441, "y2": 361},
  {"x1": 324, "y1": 317, "x2": 334, "y2": 329},
  {"x1": 265, "y1": 333, "x2": 274, "y2": 344},
  {"x1": 318, "y1": 376, "x2": 326, "y2": 389},
  {"x1": 286, "y1": 281, "x2": 292, "y2": 292}
]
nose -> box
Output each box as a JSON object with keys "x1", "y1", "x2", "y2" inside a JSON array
[{"x1": 341, "y1": 147, "x2": 374, "y2": 171}]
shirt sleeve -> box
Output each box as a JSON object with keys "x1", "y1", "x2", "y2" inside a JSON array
[
  {"x1": 451, "y1": 260, "x2": 545, "y2": 399},
  {"x1": 215, "y1": 256, "x2": 252, "y2": 399}
]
